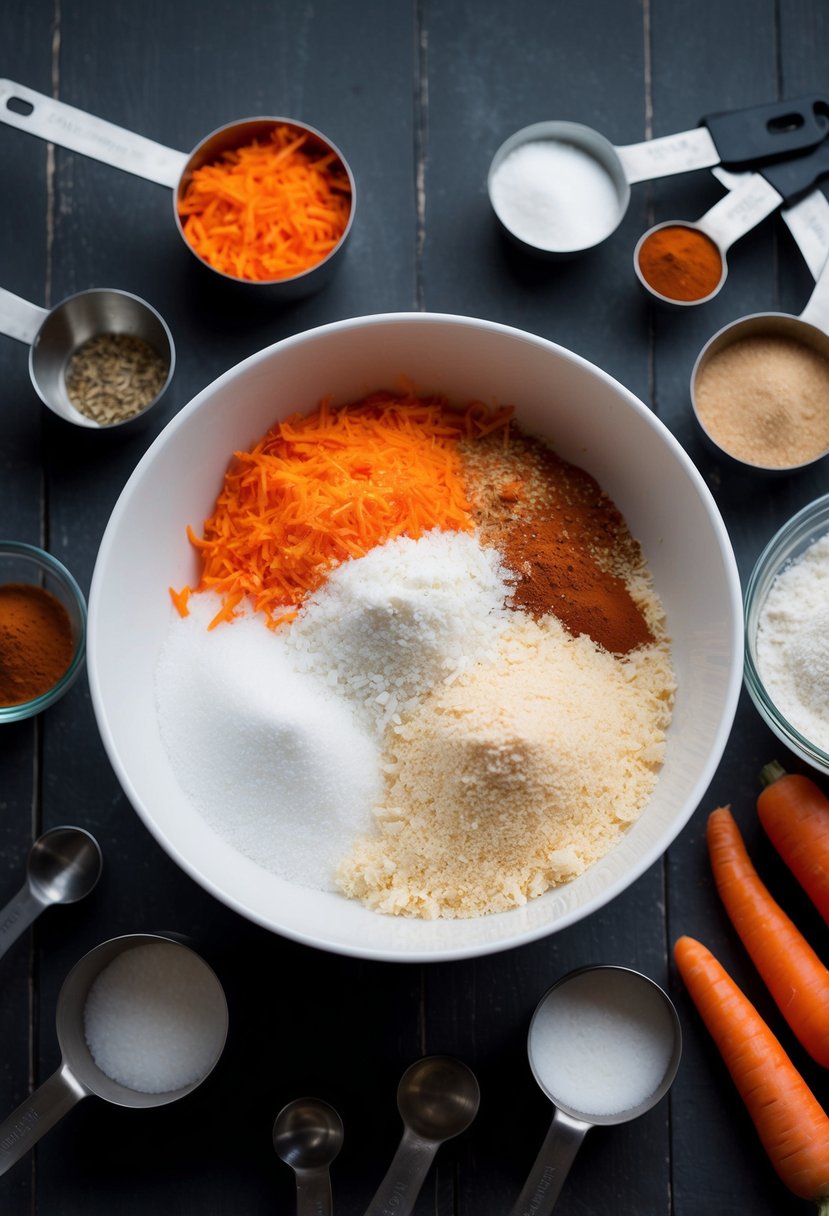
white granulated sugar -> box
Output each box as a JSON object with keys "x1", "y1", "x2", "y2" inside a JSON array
[
  {"x1": 489, "y1": 138, "x2": 621, "y2": 251},
  {"x1": 83, "y1": 942, "x2": 225, "y2": 1094},
  {"x1": 155, "y1": 592, "x2": 381, "y2": 888},
  {"x1": 284, "y1": 529, "x2": 514, "y2": 734},
  {"x1": 756, "y1": 533, "x2": 829, "y2": 753},
  {"x1": 529, "y1": 969, "x2": 676, "y2": 1117}
]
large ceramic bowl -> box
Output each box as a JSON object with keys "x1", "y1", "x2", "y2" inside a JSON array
[{"x1": 87, "y1": 313, "x2": 743, "y2": 962}]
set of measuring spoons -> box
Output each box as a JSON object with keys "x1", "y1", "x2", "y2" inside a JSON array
[
  {"x1": 273, "y1": 967, "x2": 681, "y2": 1216},
  {"x1": 489, "y1": 93, "x2": 829, "y2": 298}
]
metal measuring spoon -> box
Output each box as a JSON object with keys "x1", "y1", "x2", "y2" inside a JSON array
[
  {"x1": 0, "y1": 826, "x2": 102, "y2": 962},
  {"x1": 273, "y1": 1097, "x2": 343, "y2": 1216},
  {"x1": 0, "y1": 932, "x2": 228, "y2": 1176},
  {"x1": 508, "y1": 966, "x2": 681, "y2": 1216},
  {"x1": 634, "y1": 137, "x2": 829, "y2": 305},
  {"x1": 0, "y1": 284, "x2": 174, "y2": 428},
  {"x1": 0, "y1": 79, "x2": 355, "y2": 301},
  {"x1": 364, "y1": 1055, "x2": 480, "y2": 1216}
]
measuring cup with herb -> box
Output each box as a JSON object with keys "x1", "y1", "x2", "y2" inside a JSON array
[
  {"x1": 634, "y1": 136, "x2": 829, "y2": 305},
  {"x1": 690, "y1": 239, "x2": 829, "y2": 472},
  {"x1": 487, "y1": 95, "x2": 829, "y2": 256},
  {"x1": 0, "y1": 285, "x2": 174, "y2": 429},
  {"x1": 508, "y1": 966, "x2": 681, "y2": 1216},
  {"x1": 0, "y1": 79, "x2": 355, "y2": 299},
  {"x1": 0, "y1": 932, "x2": 228, "y2": 1177}
]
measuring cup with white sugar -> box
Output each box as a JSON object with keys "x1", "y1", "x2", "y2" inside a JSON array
[
  {"x1": 508, "y1": 966, "x2": 681, "y2": 1216},
  {"x1": 0, "y1": 284, "x2": 174, "y2": 429},
  {"x1": 0, "y1": 79, "x2": 355, "y2": 300},
  {"x1": 487, "y1": 95, "x2": 829, "y2": 256},
  {"x1": 0, "y1": 933, "x2": 228, "y2": 1176},
  {"x1": 634, "y1": 136, "x2": 829, "y2": 305}
]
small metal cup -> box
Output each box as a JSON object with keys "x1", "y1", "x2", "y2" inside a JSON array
[{"x1": 0, "y1": 285, "x2": 175, "y2": 429}]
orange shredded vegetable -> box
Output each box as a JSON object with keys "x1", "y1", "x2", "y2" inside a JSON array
[
  {"x1": 177, "y1": 125, "x2": 352, "y2": 282},
  {"x1": 174, "y1": 393, "x2": 513, "y2": 629}
]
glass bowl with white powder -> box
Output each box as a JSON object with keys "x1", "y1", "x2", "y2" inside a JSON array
[{"x1": 745, "y1": 492, "x2": 829, "y2": 775}]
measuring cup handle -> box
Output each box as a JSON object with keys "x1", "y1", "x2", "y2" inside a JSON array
[
  {"x1": 362, "y1": 1129, "x2": 438, "y2": 1216},
  {"x1": 0, "y1": 79, "x2": 188, "y2": 189},
  {"x1": 703, "y1": 95, "x2": 829, "y2": 166},
  {"x1": 0, "y1": 286, "x2": 48, "y2": 345},
  {"x1": 507, "y1": 1108, "x2": 592, "y2": 1216},
  {"x1": 0, "y1": 1064, "x2": 86, "y2": 1176},
  {"x1": 0, "y1": 884, "x2": 46, "y2": 962}
]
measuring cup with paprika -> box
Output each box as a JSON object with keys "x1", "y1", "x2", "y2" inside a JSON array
[{"x1": 634, "y1": 136, "x2": 829, "y2": 305}]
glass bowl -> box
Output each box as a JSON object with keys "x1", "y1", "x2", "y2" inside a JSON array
[
  {"x1": 744, "y1": 492, "x2": 829, "y2": 775},
  {"x1": 0, "y1": 541, "x2": 87, "y2": 723}
]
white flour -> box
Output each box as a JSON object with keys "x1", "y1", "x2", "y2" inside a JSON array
[{"x1": 756, "y1": 533, "x2": 829, "y2": 752}]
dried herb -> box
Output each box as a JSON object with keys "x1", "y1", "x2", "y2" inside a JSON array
[{"x1": 65, "y1": 332, "x2": 168, "y2": 425}]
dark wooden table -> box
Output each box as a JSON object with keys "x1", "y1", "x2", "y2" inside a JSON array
[{"x1": 1, "y1": 2, "x2": 827, "y2": 1212}]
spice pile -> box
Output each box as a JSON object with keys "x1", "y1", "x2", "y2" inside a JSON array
[
  {"x1": 178, "y1": 125, "x2": 352, "y2": 282},
  {"x1": 157, "y1": 392, "x2": 675, "y2": 919},
  {"x1": 65, "y1": 332, "x2": 168, "y2": 425},
  {"x1": 0, "y1": 582, "x2": 74, "y2": 706},
  {"x1": 636, "y1": 224, "x2": 723, "y2": 303}
]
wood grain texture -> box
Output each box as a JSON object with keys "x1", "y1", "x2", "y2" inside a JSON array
[{"x1": 0, "y1": 1, "x2": 826, "y2": 1213}]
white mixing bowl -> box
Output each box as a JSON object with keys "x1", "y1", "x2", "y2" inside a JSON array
[{"x1": 88, "y1": 312, "x2": 743, "y2": 961}]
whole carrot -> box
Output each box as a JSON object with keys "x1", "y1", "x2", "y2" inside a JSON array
[
  {"x1": 758, "y1": 761, "x2": 829, "y2": 926},
  {"x1": 707, "y1": 806, "x2": 829, "y2": 1068},
  {"x1": 674, "y1": 935, "x2": 829, "y2": 1208}
]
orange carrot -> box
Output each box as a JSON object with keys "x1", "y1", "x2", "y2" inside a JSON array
[
  {"x1": 176, "y1": 392, "x2": 512, "y2": 629},
  {"x1": 758, "y1": 762, "x2": 829, "y2": 926},
  {"x1": 177, "y1": 125, "x2": 352, "y2": 282},
  {"x1": 674, "y1": 935, "x2": 829, "y2": 1208},
  {"x1": 168, "y1": 584, "x2": 191, "y2": 618},
  {"x1": 707, "y1": 806, "x2": 829, "y2": 1068}
]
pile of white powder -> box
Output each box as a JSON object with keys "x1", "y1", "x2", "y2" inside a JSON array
[
  {"x1": 756, "y1": 532, "x2": 829, "y2": 753},
  {"x1": 156, "y1": 530, "x2": 515, "y2": 888}
]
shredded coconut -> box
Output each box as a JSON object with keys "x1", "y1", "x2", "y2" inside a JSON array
[{"x1": 337, "y1": 611, "x2": 675, "y2": 919}]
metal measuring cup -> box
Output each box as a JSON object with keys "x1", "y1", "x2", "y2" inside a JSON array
[
  {"x1": 0, "y1": 285, "x2": 174, "y2": 429},
  {"x1": 0, "y1": 932, "x2": 228, "y2": 1176},
  {"x1": 634, "y1": 135, "x2": 829, "y2": 305},
  {"x1": 488, "y1": 95, "x2": 829, "y2": 256},
  {"x1": 0, "y1": 79, "x2": 356, "y2": 300},
  {"x1": 508, "y1": 966, "x2": 681, "y2": 1216},
  {"x1": 690, "y1": 249, "x2": 829, "y2": 471}
]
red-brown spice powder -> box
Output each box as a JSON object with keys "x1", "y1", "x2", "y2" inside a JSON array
[
  {"x1": 0, "y1": 583, "x2": 74, "y2": 706},
  {"x1": 460, "y1": 429, "x2": 655, "y2": 655}
]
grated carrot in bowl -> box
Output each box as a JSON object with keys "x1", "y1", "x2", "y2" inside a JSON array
[
  {"x1": 173, "y1": 392, "x2": 513, "y2": 628},
  {"x1": 177, "y1": 124, "x2": 352, "y2": 283}
]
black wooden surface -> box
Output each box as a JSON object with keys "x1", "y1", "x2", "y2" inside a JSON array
[{"x1": 1, "y1": 2, "x2": 827, "y2": 1213}]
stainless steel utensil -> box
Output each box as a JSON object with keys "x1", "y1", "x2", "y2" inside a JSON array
[
  {"x1": 0, "y1": 285, "x2": 174, "y2": 428},
  {"x1": 364, "y1": 1055, "x2": 479, "y2": 1216},
  {"x1": 273, "y1": 1097, "x2": 343, "y2": 1216},
  {"x1": 634, "y1": 138, "x2": 829, "y2": 305},
  {"x1": 488, "y1": 95, "x2": 829, "y2": 256},
  {"x1": 0, "y1": 932, "x2": 228, "y2": 1176},
  {"x1": 0, "y1": 79, "x2": 356, "y2": 300},
  {"x1": 509, "y1": 966, "x2": 681, "y2": 1216},
  {"x1": 0, "y1": 826, "x2": 102, "y2": 961}
]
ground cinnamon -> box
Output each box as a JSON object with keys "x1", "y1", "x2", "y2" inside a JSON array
[
  {"x1": 461, "y1": 430, "x2": 654, "y2": 655},
  {"x1": 637, "y1": 224, "x2": 722, "y2": 302},
  {"x1": 0, "y1": 583, "x2": 74, "y2": 706}
]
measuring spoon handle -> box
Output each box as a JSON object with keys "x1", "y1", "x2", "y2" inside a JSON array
[
  {"x1": 0, "y1": 883, "x2": 46, "y2": 961},
  {"x1": 0, "y1": 78, "x2": 188, "y2": 188},
  {"x1": 363, "y1": 1128, "x2": 439, "y2": 1216},
  {"x1": 0, "y1": 1064, "x2": 87, "y2": 1176},
  {"x1": 0, "y1": 286, "x2": 48, "y2": 346},
  {"x1": 295, "y1": 1166, "x2": 333, "y2": 1216},
  {"x1": 508, "y1": 1107, "x2": 592, "y2": 1216}
]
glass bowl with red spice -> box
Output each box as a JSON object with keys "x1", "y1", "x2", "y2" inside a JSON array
[{"x1": 0, "y1": 542, "x2": 87, "y2": 723}]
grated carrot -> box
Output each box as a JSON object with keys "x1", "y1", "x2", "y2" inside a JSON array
[
  {"x1": 175, "y1": 392, "x2": 513, "y2": 628},
  {"x1": 177, "y1": 125, "x2": 352, "y2": 282}
]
